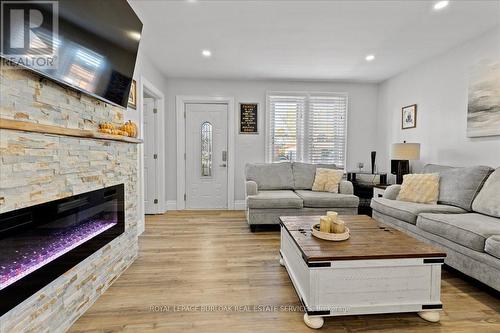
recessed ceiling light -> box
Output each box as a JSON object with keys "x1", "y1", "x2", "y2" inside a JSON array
[
  {"x1": 365, "y1": 54, "x2": 375, "y2": 62},
  {"x1": 201, "y1": 49, "x2": 212, "y2": 57},
  {"x1": 433, "y1": 1, "x2": 449, "y2": 10}
]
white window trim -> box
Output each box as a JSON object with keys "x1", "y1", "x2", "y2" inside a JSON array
[{"x1": 265, "y1": 91, "x2": 349, "y2": 169}]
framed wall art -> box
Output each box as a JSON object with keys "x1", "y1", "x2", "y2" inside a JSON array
[
  {"x1": 467, "y1": 61, "x2": 500, "y2": 137},
  {"x1": 402, "y1": 104, "x2": 417, "y2": 129},
  {"x1": 239, "y1": 103, "x2": 258, "y2": 134},
  {"x1": 128, "y1": 79, "x2": 137, "y2": 109}
]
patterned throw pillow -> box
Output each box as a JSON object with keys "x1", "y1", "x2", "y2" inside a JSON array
[
  {"x1": 312, "y1": 168, "x2": 344, "y2": 193},
  {"x1": 397, "y1": 173, "x2": 440, "y2": 204}
]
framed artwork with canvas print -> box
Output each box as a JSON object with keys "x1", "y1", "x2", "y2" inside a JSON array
[
  {"x1": 467, "y1": 60, "x2": 500, "y2": 137},
  {"x1": 402, "y1": 104, "x2": 417, "y2": 129}
]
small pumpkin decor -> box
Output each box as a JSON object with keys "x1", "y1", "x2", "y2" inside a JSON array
[
  {"x1": 98, "y1": 122, "x2": 115, "y2": 134},
  {"x1": 113, "y1": 129, "x2": 128, "y2": 136},
  {"x1": 121, "y1": 120, "x2": 138, "y2": 138},
  {"x1": 98, "y1": 120, "x2": 138, "y2": 137}
]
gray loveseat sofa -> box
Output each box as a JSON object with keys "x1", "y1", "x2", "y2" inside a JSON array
[
  {"x1": 371, "y1": 164, "x2": 500, "y2": 291},
  {"x1": 244, "y1": 162, "x2": 359, "y2": 231}
]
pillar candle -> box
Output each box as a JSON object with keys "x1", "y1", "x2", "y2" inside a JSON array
[
  {"x1": 326, "y1": 211, "x2": 338, "y2": 222},
  {"x1": 319, "y1": 216, "x2": 331, "y2": 233},
  {"x1": 331, "y1": 219, "x2": 346, "y2": 234}
]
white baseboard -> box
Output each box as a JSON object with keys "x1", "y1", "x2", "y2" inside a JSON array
[
  {"x1": 137, "y1": 219, "x2": 145, "y2": 236},
  {"x1": 233, "y1": 200, "x2": 246, "y2": 210},
  {"x1": 166, "y1": 200, "x2": 177, "y2": 210},
  {"x1": 166, "y1": 200, "x2": 244, "y2": 210}
]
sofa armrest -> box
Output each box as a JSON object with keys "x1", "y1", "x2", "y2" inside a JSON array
[
  {"x1": 245, "y1": 180, "x2": 258, "y2": 196},
  {"x1": 339, "y1": 180, "x2": 354, "y2": 195},
  {"x1": 383, "y1": 184, "x2": 401, "y2": 200}
]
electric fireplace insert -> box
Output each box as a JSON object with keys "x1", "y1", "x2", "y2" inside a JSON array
[{"x1": 0, "y1": 184, "x2": 125, "y2": 315}]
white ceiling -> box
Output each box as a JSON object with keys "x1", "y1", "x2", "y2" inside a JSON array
[{"x1": 130, "y1": 0, "x2": 500, "y2": 82}]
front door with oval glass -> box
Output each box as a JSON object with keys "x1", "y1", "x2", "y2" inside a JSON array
[{"x1": 185, "y1": 103, "x2": 228, "y2": 209}]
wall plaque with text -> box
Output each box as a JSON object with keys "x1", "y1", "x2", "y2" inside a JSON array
[{"x1": 239, "y1": 103, "x2": 258, "y2": 134}]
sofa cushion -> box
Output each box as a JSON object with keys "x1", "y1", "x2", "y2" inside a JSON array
[
  {"x1": 422, "y1": 164, "x2": 493, "y2": 211},
  {"x1": 294, "y1": 190, "x2": 359, "y2": 208},
  {"x1": 472, "y1": 167, "x2": 500, "y2": 218},
  {"x1": 247, "y1": 190, "x2": 303, "y2": 209},
  {"x1": 417, "y1": 213, "x2": 500, "y2": 252},
  {"x1": 292, "y1": 162, "x2": 337, "y2": 190},
  {"x1": 245, "y1": 162, "x2": 294, "y2": 190},
  {"x1": 370, "y1": 197, "x2": 466, "y2": 225},
  {"x1": 485, "y1": 235, "x2": 500, "y2": 259}
]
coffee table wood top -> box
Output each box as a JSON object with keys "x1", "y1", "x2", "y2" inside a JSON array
[{"x1": 280, "y1": 215, "x2": 446, "y2": 262}]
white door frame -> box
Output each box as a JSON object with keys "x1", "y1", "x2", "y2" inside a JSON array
[
  {"x1": 139, "y1": 76, "x2": 166, "y2": 219},
  {"x1": 176, "y1": 95, "x2": 235, "y2": 210}
]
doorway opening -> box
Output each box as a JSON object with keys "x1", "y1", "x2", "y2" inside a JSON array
[{"x1": 141, "y1": 77, "x2": 166, "y2": 221}]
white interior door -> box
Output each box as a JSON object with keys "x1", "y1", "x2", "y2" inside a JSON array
[
  {"x1": 185, "y1": 103, "x2": 228, "y2": 209},
  {"x1": 144, "y1": 98, "x2": 159, "y2": 214}
]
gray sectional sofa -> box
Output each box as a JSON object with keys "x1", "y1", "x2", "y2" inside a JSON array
[
  {"x1": 245, "y1": 162, "x2": 359, "y2": 231},
  {"x1": 371, "y1": 164, "x2": 500, "y2": 291}
]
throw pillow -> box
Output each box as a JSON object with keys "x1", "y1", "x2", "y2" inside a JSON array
[
  {"x1": 312, "y1": 168, "x2": 344, "y2": 193},
  {"x1": 396, "y1": 173, "x2": 440, "y2": 204},
  {"x1": 472, "y1": 167, "x2": 500, "y2": 218}
]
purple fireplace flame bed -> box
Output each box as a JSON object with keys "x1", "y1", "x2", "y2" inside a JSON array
[
  {"x1": 0, "y1": 184, "x2": 125, "y2": 315},
  {"x1": 0, "y1": 216, "x2": 117, "y2": 289}
]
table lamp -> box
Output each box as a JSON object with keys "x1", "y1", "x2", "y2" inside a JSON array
[{"x1": 391, "y1": 142, "x2": 420, "y2": 184}]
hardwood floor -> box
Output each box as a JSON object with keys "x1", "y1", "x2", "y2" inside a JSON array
[{"x1": 70, "y1": 211, "x2": 500, "y2": 333}]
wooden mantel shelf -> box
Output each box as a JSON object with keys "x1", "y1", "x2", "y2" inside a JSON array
[{"x1": 0, "y1": 118, "x2": 143, "y2": 144}]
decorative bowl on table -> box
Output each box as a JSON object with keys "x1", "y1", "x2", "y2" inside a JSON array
[{"x1": 311, "y1": 223, "x2": 350, "y2": 241}]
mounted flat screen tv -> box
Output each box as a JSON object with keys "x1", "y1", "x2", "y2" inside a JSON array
[{"x1": 1, "y1": 0, "x2": 142, "y2": 108}]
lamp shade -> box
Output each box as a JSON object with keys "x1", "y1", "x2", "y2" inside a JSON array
[{"x1": 391, "y1": 143, "x2": 420, "y2": 160}]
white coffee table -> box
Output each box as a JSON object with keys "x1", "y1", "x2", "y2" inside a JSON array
[{"x1": 279, "y1": 215, "x2": 445, "y2": 329}]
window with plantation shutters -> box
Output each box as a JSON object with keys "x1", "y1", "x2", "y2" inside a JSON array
[
  {"x1": 307, "y1": 95, "x2": 347, "y2": 168},
  {"x1": 266, "y1": 92, "x2": 347, "y2": 169},
  {"x1": 267, "y1": 95, "x2": 305, "y2": 162}
]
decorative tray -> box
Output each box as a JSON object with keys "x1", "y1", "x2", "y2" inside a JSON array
[{"x1": 311, "y1": 223, "x2": 350, "y2": 241}]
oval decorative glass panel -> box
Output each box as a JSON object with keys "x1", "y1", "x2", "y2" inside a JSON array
[{"x1": 201, "y1": 122, "x2": 213, "y2": 177}]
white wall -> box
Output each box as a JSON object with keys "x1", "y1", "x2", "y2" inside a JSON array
[
  {"x1": 125, "y1": 46, "x2": 169, "y2": 230},
  {"x1": 126, "y1": 47, "x2": 169, "y2": 125},
  {"x1": 164, "y1": 79, "x2": 379, "y2": 203},
  {"x1": 132, "y1": 19, "x2": 500, "y2": 212},
  {"x1": 377, "y1": 27, "x2": 500, "y2": 174}
]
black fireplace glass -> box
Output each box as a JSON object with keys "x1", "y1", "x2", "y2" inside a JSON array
[{"x1": 0, "y1": 184, "x2": 124, "y2": 315}]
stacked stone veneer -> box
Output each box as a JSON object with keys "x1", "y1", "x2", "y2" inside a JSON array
[{"x1": 0, "y1": 64, "x2": 139, "y2": 332}]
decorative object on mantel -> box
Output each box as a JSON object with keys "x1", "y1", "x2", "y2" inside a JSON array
[
  {"x1": 467, "y1": 60, "x2": 500, "y2": 137},
  {"x1": 402, "y1": 104, "x2": 417, "y2": 129},
  {"x1": 0, "y1": 118, "x2": 142, "y2": 144},
  {"x1": 98, "y1": 123, "x2": 128, "y2": 136},
  {"x1": 391, "y1": 142, "x2": 420, "y2": 184},
  {"x1": 128, "y1": 79, "x2": 137, "y2": 109},
  {"x1": 311, "y1": 211, "x2": 350, "y2": 241},
  {"x1": 121, "y1": 120, "x2": 138, "y2": 138},
  {"x1": 98, "y1": 121, "x2": 138, "y2": 138}
]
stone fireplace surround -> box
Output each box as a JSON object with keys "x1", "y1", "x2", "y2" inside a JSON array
[{"x1": 0, "y1": 64, "x2": 140, "y2": 332}]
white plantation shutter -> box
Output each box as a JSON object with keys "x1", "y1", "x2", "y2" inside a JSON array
[
  {"x1": 307, "y1": 95, "x2": 347, "y2": 168},
  {"x1": 267, "y1": 92, "x2": 347, "y2": 168},
  {"x1": 268, "y1": 95, "x2": 305, "y2": 162}
]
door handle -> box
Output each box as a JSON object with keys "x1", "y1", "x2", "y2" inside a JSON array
[
  {"x1": 222, "y1": 151, "x2": 227, "y2": 162},
  {"x1": 220, "y1": 163, "x2": 227, "y2": 167}
]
